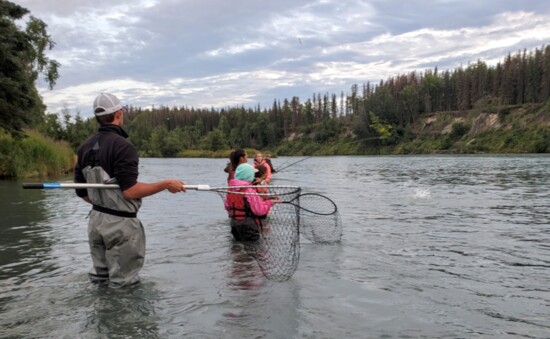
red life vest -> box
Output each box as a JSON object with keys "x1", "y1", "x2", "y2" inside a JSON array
[{"x1": 227, "y1": 188, "x2": 251, "y2": 221}]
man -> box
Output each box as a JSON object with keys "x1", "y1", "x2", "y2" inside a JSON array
[{"x1": 74, "y1": 93, "x2": 186, "y2": 288}]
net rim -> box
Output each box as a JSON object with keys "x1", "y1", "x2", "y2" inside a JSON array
[{"x1": 212, "y1": 185, "x2": 301, "y2": 197}]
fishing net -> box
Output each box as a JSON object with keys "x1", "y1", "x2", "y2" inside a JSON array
[
  {"x1": 213, "y1": 185, "x2": 342, "y2": 282},
  {"x1": 286, "y1": 193, "x2": 343, "y2": 244},
  {"x1": 22, "y1": 181, "x2": 342, "y2": 282}
]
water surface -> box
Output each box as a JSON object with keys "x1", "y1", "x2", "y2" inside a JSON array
[{"x1": 1, "y1": 155, "x2": 549, "y2": 338}]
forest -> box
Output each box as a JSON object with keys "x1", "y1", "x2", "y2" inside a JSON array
[
  {"x1": 45, "y1": 45, "x2": 550, "y2": 157},
  {"x1": 1, "y1": 0, "x2": 549, "y2": 178}
]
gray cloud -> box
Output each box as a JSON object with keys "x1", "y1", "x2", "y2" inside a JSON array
[{"x1": 12, "y1": 0, "x2": 550, "y2": 117}]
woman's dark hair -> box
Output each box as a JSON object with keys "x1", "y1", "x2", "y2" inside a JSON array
[
  {"x1": 230, "y1": 149, "x2": 246, "y2": 169},
  {"x1": 224, "y1": 150, "x2": 235, "y2": 173}
]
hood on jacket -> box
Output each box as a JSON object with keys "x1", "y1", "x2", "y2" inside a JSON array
[{"x1": 228, "y1": 178, "x2": 252, "y2": 186}]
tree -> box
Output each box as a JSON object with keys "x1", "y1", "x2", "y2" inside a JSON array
[
  {"x1": 419, "y1": 70, "x2": 442, "y2": 114},
  {"x1": 148, "y1": 126, "x2": 168, "y2": 157},
  {"x1": 368, "y1": 86, "x2": 398, "y2": 124},
  {"x1": 0, "y1": 0, "x2": 60, "y2": 133},
  {"x1": 369, "y1": 112, "x2": 393, "y2": 143},
  {"x1": 218, "y1": 115, "x2": 230, "y2": 137},
  {"x1": 400, "y1": 84, "x2": 419, "y2": 124},
  {"x1": 315, "y1": 118, "x2": 340, "y2": 143},
  {"x1": 204, "y1": 128, "x2": 228, "y2": 151},
  {"x1": 36, "y1": 112, "x2": 63, "y2": 141},
  {"x1": 164, "y1": 128, "x2": 184, "y2": 157}
]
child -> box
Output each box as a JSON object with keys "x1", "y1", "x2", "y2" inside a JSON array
[
  {"x1": 253, "y1": 153, "x2": 272, "y2": 183},
  {"x1": 253, "y1": 164, "x2": 269, "y2": 194},
  {"x1": 225, "y1": 163, "x2": 274, "y2": 241}
]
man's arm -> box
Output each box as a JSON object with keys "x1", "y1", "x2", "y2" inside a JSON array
[{"x1": 122, "y1": 179, "x2": 186, "y2": 200}]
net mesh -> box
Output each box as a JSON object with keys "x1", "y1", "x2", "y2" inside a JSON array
[
  {"x1": 291, "y1": 193, "x2": 343, "y2": 244},
  {"x1": 214, "y1": 185, "x2": 342, "y2": 282}
]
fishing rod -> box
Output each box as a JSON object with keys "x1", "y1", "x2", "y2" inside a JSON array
[
  {"x1": 275, "y1": 156, "x2": 312, "y2": 173},
  {"x1": 272, "y1": 136, "x2": 381, "y2": 173},
  {"x1": 267, "y1": 136, "x2": 383, "y2": 174},
  {"x1": 275, "y1": 156, "x2": 303, "y2": 169},
  {"x1": 274, "y1": 157, "x2": 294, "y2": 169}
]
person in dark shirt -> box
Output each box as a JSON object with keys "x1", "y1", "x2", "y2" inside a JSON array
[
  {"x1": 264, "y1": 153, "x2": 276, "y2": 173},
  {"x1": 74, "y1": 93, "x2": 187, "y2": 287}
]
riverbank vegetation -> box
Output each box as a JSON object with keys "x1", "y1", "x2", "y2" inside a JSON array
[
  {"x1": 1, "y1": 1, "x2": 549, "y2": 178},
  {"x1": 0, "y1": 128, "x2": 73, "y2": 178}
]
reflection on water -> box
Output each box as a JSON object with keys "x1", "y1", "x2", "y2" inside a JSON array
[
  {"x1": 226, "y1": 243, "x2": 266, "y2": 291},
  {"x1": 85, "y1": 283, "x2": 161, "y2": 338},
  {"x1": 0, "y1": 180, "x2": 50, "y2": 281},
  {"x1": 1, "y1": 155, "x2": 550, "y2": 337},
  {"x1": 0, "y1": 278, "x2": 162, "y2": 338},
  {"x1": 220, "y1": 242, "x2": 301, "y2": 338}
]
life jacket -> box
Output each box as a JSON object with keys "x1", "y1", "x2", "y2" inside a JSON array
[{"x1": 226, "y1": 188, "x2": 255, "y2": 221}]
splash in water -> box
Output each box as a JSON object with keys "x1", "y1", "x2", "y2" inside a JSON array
[{"x1": 413, "y1": 188, "x2": 431, "y2": 198}]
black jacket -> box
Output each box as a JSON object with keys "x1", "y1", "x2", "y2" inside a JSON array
[{"x1": 74, "y1": 125, "x2": 139, "y2": 197}]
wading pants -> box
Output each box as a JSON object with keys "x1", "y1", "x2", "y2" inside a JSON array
[
  {"x1": 230, "y1": 217, "x2": 261, "y2": 242},
  {"x1": 87, "y1": 210, "x2": 145, "y2": 287}
]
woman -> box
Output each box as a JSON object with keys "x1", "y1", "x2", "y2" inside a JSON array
[
  {"x1": 225, "y1": 148, "x2": 248, "y2": 183},
  {"x1": 225, "y1": 163, "x2": 274, "y2": 241}
]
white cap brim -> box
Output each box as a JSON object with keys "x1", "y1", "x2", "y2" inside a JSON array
[{"x1": 94, "y1": 104, "x2": 123, "y2": 116}]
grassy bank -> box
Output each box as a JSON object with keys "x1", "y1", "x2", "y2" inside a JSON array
[
  {"x1": 175, "y1": 148, "x2": 276, "y2": 159},
  {"x1": 273, "y1": 102, "x2": 550, "y2": 156},
  {"x1": 5, "y1": 103, "x2": 543, "y2": 181},
  {"x1": 0, "y1": 129, "x2": 75, "y2": 178},
  {"x1": 395, "y1": 102, "x2": 550, "y2": 154}
]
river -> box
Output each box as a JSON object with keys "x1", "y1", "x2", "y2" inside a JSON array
[{"x1": 1, "y1": 155, "x2": 549, "y2": 338}]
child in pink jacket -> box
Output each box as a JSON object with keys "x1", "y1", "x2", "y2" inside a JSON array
[{"x1": 225, "y1": 163, "x2": 274, "y2": 241}]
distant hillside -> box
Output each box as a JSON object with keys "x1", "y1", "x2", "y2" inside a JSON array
[{"x1": 391, "y1": 102, "x2": 550, "y2": 154}]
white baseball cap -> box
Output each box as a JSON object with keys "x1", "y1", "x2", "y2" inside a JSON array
[{"x1": 93, "y1": 93, "x2": 123, "y2": 116}]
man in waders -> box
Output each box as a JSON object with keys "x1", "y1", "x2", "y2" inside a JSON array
[{"x1": 74, "y1": 93, "x2": 186, "y2": 288}]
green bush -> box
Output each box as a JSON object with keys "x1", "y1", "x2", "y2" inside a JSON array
[
  {"x1": 0, "y1": 129, "x2": 74, "y2": 178},
  {"x1": 449, "y1": 122, "x2": 470, "y2": 139},
  {"x1": 0, "y1": 129, "x2": 18, "y2": 177}
]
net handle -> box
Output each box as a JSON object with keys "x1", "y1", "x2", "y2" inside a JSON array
[
  {"x1": 22, "y1": 182, "x2": 212, "y2": 190},
  {"x1": 21, "y1": 183, "x2": 302, "y2": 194},
  {"x1": 22, "y1": 183, "x2": 334, "y2": 215}
]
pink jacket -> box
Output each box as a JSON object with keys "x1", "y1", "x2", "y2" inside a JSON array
[{"x1": 225, "y1": 178, "x2": 273, "y2": 216}]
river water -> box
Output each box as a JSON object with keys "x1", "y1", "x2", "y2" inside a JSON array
[{"x1": 1, "y1": 155, "x2": 549, "y2": 338}]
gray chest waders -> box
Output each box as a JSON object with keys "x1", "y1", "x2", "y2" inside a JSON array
[{"x1": 83, "y1": 139, "x2": 145, "y2": 287}]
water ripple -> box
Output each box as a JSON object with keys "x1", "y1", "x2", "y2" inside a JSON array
[{"x1": 1, "y1": 155, "x2": 550, "y2": 337}]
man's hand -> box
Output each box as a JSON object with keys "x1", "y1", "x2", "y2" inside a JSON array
[{"x1": 165, "y1": 179, "x2": 186, "y2": 193}]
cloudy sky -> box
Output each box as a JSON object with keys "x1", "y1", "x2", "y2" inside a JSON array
[{"x1": 12, "y1": 0, "x2": 550, "y2": 117}]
